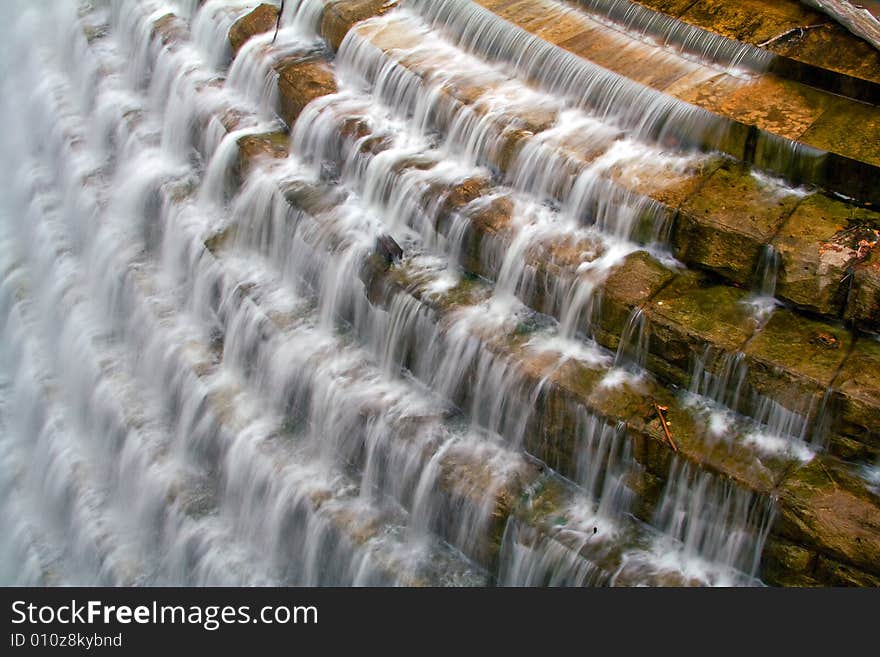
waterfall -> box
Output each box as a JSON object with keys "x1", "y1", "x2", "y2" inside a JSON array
[
  {"x1": 1, "y1": 0, "x2": 843, "y2": 588},
  {"x1": 684, "y1": 346, "x2": 817, "y2": 462},
  {"x1": 613, "y1": 458, "x2": 776, "y2": 587}
]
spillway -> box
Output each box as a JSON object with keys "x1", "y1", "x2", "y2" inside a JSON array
[{"x1": 1, "y1": 0, "x2": 879, "y2": 587}]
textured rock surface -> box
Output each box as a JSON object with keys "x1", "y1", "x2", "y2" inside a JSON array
[
  {"x1": 228, "y1": 3, "x2": 278, "y2": 56},
  {"x1": 776, "y1": 458, "x2": 880, "y2": 581},
  {"x1": 774, "y1": 195, "x2": 880, "y2": 316},
  {"x1": 213, "y1": 0, "x2": 880, "y2": 587},
  {"x1": 322, "y1": 0, "x2": 400, "y2": 51},
  {"x1": 276, "y1": 58, "x2": 338, "y2": 127},
  {"x1": 674, "y1": 165, "x2": 802, "y2": 285}
]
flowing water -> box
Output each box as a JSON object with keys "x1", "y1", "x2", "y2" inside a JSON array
[{"x1": 0, "y1": 0, "x2": 805, "y2": 587}]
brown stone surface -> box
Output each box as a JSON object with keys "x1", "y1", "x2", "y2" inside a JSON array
[
  {"x1": 276, "y1": 59, "x2": 338, "y2": 128},
  {"x1": 776, "y1": 457, "x2": 880, "y2": 577},
  {"x1": 480, "y1": 0, "x2": 592, "y2": 45},
  {"x1": 683, "y1": 76, "x2": 834, "y2": 142},
  {"x1": 743, "y1": 310, "x2": 851, "y2": 420},
  {"x1": 228, "y1": 3, "x2": 278, "y2": 57},
  {"x1": 813, "y1": 555, "x2": 880, "y2": 587},
  {"x1": 632, "y1": 0, "x2": 703, "y2": 18},
  {"x1": 845, "y1": 250, "x2": 880, "y2": 331},
  {"x1": 636, "y1": 0, "x2": 880, "y2": 89},
  {"x1": 678, "y1": 0, "x2": 823, "y2": 45},
  {"x1": 675, "y1": 164, "x2": 802, "y2": 285},
  {"x1": 477, "y1": 0, "x2": 880, "y2": 204},
  {"x1": 593, "y1": 250, "x2": 677, "y2": 349},
  {"x1": 834, "y1": 338, "x2": 880, "y2": 452},
  {"x1": 607, "y1": 155, "x2": 721, "y2": 213},
  {"x1": 437, "y1": 441, "x2": 539, "y2": 564},
  {"x1": 152, "y1": 13, "x2": 189, "y2": 47},
  {"x1": 555, "y1": 27, "x2": 694, "y2": 93},
  {"x1": 773, "y1": 194, "x2": 880, "y2": 316},
  {"x1": 760, "y1": 537, "x2": 821, "y2": 586},
  {"x1": 800, "y1": 96, "x2": 880, "y2": 169},
  {"x1": 322, "y1": 0, "x2": 400, "y2": 51},
  {"x1": 773, "y1": 23, "x2": 880, "y2": 87},
  {"x1": 236, "y1": 131, "x2": 290, "y2": 180},
  {"x1": 645, "y1": 273, "x2": 758, "y2": 384}
]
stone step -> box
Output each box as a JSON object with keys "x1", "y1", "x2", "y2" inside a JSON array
[
  {"x1": 231, "y1": 115, "x2": 880, "y2": 463},
  {"x1": 220, "y1": 133, "x2": 784, "y2": 582},
  {"x1": 139, "y1": 3, "x2": 876, "y2": 466},
  {"x1": 226, "y1": 2, "x2": 880, "y2": 335},
  {"x1": 230, "y1": 83, "x2": 880, "y2": 462},
  {"x1": 60, "y1": 4, "x2": 490, "y2": 586},
  {"x1": 339, "y1": 8, "x2": 880, "y2": 331},
  {"x1": 197, "y1": 169, "x2": 541, "y2": 570},
  {"x1": 362, "y1": 253, "x2": 880, "y2": 585},
  {"x1": 630, "y1": 0, "x2": 880, "y2": 104},
  {"x1": 430, "y1": 0, "x2": 880, "y2": 205},
  {"x1": 88, "y1": 0, "x2": 880, "y2": 586}
]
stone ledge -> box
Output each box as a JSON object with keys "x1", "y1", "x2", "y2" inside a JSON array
[{"x1": 228, "y1": 3, "x2": 278, "y2": 57}]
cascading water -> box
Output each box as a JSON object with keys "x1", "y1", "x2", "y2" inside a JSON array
[
  {"x1": 0, "y1": 0, "x2": 825, "y2": 588},
  {"x1": 684, "y1": 346, "x2": 818, "y2": 463}
]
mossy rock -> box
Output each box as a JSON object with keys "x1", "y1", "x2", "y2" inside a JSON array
[
  {"x1": 594, "y1": 250, "x2": 677, "y2": 342},
  {"x1": 675, "y1": 164, "x2": 802, "y2": 285},
  {"x1": 775, "y1": 457, "x2": 880, "y2": 577},
  {"x1": 773, "y1": 194, "x2": 880, "y2": 316},
  {"x1": 644, "y1": 272, "x2": 757, "y2": 382},
  {"x1": 833, "y1": 338, "x2": 880, "y2": 453},
  {"x1": 743, "y1": 310, "x2": 851, "y2": 415},
  {"x1": 845, "y1": 252, "x2": 880, "y2": 332}
]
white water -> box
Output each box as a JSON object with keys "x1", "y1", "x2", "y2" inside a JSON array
[{"x1": 0, "y1": 0, "x2": 794, "y2": 587}]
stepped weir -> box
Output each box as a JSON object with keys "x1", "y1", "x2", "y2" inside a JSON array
[{"x1": 0, "y1": 0, "x2": 879, "y2": 587}]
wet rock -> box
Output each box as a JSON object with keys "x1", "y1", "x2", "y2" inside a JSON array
[
  {"x1": 743, "y1": 310, "x2": 851, "y2": 420},
  {"x1": 365, "y1": 258, "x2": 788, "y2": 543},
  {"x1": 674, "y1": 164, "x2": 802, "y2": 286},
  {"x1": 434, "y1": 177, "x2": 493, "y2": 227},
  {"x1": 772, "y1": 21, "x2": 880, "y2": 99},
  {"x1": 676, "y1": 0, "x2": 824, "y2": 47},
  {"x1": 773, "y1": 194, "x2": 880, "y2": 316},
  {"x1": 760, "y1": 537, "x2": 821, "y2": 586},
  {"x1": 236, "y1": 131, "x2": 290, "y2": 184},
  {"x1": 375, "y1": 234, "x2": 403, "y2": 266},
  {"x1": 608, "y1": 154, "x2": 721, "y2": 213},
  {"x1": 83, "y1": 22, "x2": 109, "y2": 44},
  {"x1": 322, "y1": 0, "x2": 400, "y2": 51},
  {"x1": 642, "y1": 387, "x2": 783, "y2": 496},
  {"x1": 276, "y1": 59, "x2": 338, "y2": 128},
  {"x1": 833, "y1": 338, "x2": 880, "y2": 456},
  {"x1": 152, "y1": 13, "x2": 189, "y2": 48},
  {"x1": 592, "y1": 250, "x2": 677, "y2": 352},
  {"x1": 814, "y1": 555, "x2": 880, "y2": 587},
  {"x1": 435, "y1": 444, "x2": 539, "y2": 567},
  {"x1": 636, "y1": 0, "x2": 714, "y2": 19},
  {"x1": 644, "y1": 273, "x2": 758, "y2": 387},
  {"x1": 228, "y1": 3, "x2": 278, "y2": 57},
  {"x1": 204, "y1": 226, "x2": 236, "y2": 255},
  {"x1": 282, "y1": 179, "x2": 343, "y2": 216},
  {"x1": 845, "y1": 252, "x2": 880, "y2": 332},
  {"x1": 438, "y1": 193, "x2": 513, "y2": 277},
  {"x1": 775, "y1": 457, "x2": 880, "y2": 578},
  {"x1": 554, "y1": 18, "x2": 693, "y2": 92},
  {"x1": 217, "y1": 105, "x2": 248, "y2": 135},
  {"x1": 799, "y1": 91, "x2": 880, "y2": 174}
]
